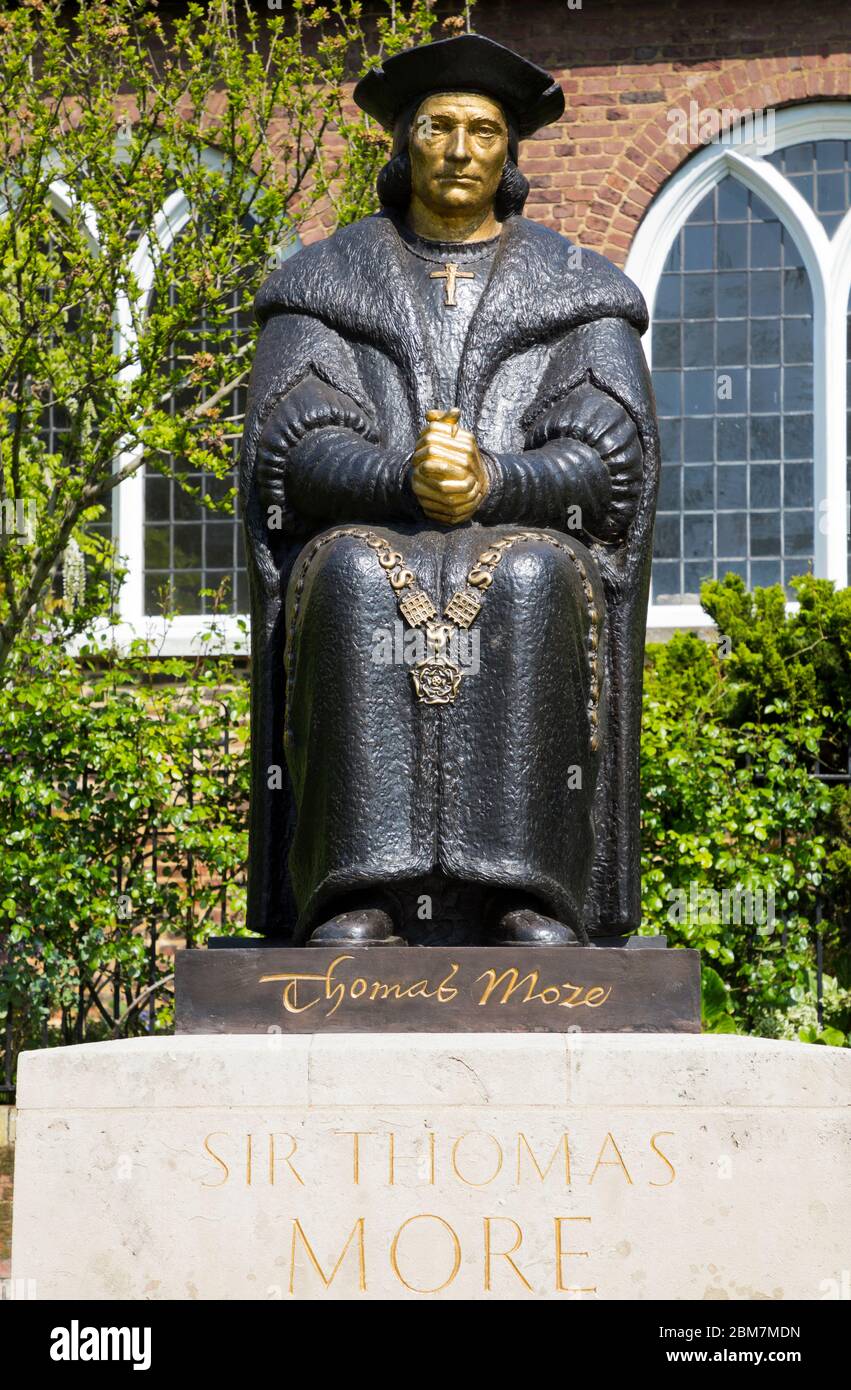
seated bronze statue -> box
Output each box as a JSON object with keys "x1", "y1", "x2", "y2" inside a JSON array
[{"x1": 240, "y1": 34, "x2": 660, "y2": 949}]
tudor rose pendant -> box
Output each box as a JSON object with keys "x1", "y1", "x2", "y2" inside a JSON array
[{"x1": 410, "y1": 622, "x2": 463, "y2": 706}]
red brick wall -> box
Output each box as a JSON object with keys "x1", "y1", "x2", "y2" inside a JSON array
[{"x1": 301, "y1": 0, "x2": 851, "y2": 266}]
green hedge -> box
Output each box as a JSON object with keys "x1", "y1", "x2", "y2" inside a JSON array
[
  {"x1": 641, "y1": 574, "x2": 851, "y2": 1042},
  {"x1": 0, "y1": 622, "x2": 250, "y2": 1073}
]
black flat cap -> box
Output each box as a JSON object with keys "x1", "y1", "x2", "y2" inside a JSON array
[{"x1": 353, "y1": 33, "x2": 565, "y2": 142}]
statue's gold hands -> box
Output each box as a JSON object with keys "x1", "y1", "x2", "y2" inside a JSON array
[{"x1": 411, "y1": 408, "x2": 489, "y2": 525}]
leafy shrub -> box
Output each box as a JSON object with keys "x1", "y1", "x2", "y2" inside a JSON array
[
  {"x1": 0, "y1": 617, "x2": 250, "y2": 1071},
  {"x1": 641, "y1": 574, "x2": 851, "y2": 1045}
]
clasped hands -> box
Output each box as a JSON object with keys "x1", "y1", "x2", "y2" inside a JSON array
[{"x1": 410, "y1": 408, "x2": 489, "y2": 525}]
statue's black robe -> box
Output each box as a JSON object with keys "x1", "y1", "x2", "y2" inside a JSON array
[{"x1": 240, "y1": 210, "x2": 659, "y2": 942}]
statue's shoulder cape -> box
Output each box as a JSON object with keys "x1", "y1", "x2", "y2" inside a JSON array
[
  {"x1": 255, "y1": 211, "x2": 648, "y2": 338},
  {"x1": 251, "y1": 212, "x2": 649, "y2": 438}
]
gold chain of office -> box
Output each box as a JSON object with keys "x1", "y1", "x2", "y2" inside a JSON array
[{"x1": 286, "y1": 527, "x2": 601, "y2": 746}]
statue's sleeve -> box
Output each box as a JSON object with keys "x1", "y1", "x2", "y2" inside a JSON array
[
  {"x1": 477, "y1": 381, "x2": 643, "y2": 541},
  {"x1": 255, "y1": 374, "x2": 418, "y2": 527}
]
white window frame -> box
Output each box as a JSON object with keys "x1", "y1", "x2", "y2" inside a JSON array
[
  {"x1": 626, "y1": 102, "x2": 851, "y2": 630},
  {"x1": 27, "y1": 179, "x2": 202, "y2": 658},
  {"x1": 109, "y1": 184, "x2": 251, "y2": 656}
]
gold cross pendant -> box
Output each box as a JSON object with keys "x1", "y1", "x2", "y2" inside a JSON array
[{"x1": 429, "y1": 260, "x2": 475, "y2": 307}]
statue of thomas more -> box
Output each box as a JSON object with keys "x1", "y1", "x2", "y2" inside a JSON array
[{"x1": 240, "y1": 34, "x2": 660, "y2": 948}]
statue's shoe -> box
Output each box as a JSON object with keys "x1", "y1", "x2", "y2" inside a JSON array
[
  {"x1": 306, "y1": 908, "x2": 405, "y2": 947},
  {"x1": 495, "y1": 907, "x2": 589, "y2": 947}
]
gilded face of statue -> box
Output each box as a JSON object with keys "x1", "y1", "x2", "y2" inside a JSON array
[{"x1": 408, "y1": 91, "x2": 509, "y2": 222}]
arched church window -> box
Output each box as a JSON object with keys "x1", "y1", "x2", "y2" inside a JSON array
[
  {"x1": 651, "y1": 178, "x2": 813, "y2": 601},
  {"x1": 108, "y1": 187, "x2": 299, "y2": 652},
  {"x1": 142, "y1": 264, "x2": 253, "y2": 618},
  {"x1": 626, "y1": 104, "x2": 851, "y2": 627}
]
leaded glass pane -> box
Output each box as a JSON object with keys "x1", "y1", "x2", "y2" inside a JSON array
[
  {"x1": 650, "y1": 176, "x2": 815, "y2": 603},
  {"x1": 143, "y1": 247, "x2": 253, "y2": 617},
  {"x1": 764, "y1": 140, "x2": 851, "y2": 238}
]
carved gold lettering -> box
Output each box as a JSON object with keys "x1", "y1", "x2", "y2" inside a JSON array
[
  {"x1": 387, "y1": 1131, "x2": 442, "y2": 1187},
  {"x1": 451, "y1": 1132, "x2": 504, "y2": 1187},
  {"x1": 390, "y1": 1215, "x2": 462, "y2": 1293},
  {"x1": 259, "y1": 973, "x2": 319, "y2": 1014},
  {"x1": 649, "y1": 1131, "x2": 677, "y2": 1186},
  {"x1": 269, "y1": 1133, "x2": 305, "y2": 1186},
  {"x1": 516, "y1": 1132, "x2": 571, "y2": 1185},
  {"x1": 369, "y1": 981, "x2": 404, "y2": 1001},
  {"x1": 583, "y1": 985, "x2": 612, "y2": 1007},
  {"x1": 435, "y1": 963, "x2": 460, "y2": 1001},
  {"x1": 475, "y1": 967, "x2": 541, "y2": 1005},
  {"x1": 290, "y1": 1218, "x2": 366, "y2": 1293},
  {"x1": 483, "y1": 1217, "x2": 532, "y2": 1292},
  {"x1": 554, "y1": 1216, "x2": 595, "y2": 1294},
  {"x1": 321, "y1": 953, "x2": 349, "y2": 1017},
  {"x1": 336, "y1": 1131, "x2": 375, "y2": 1184},
  {"x1": 261, "y1": 958, "x2": 465, "y2": 1017},
  {"x1": 475, "y1": 967, "x2": 612, "y2": 1009},
  {"x1": 202, "y1": 1132, "x2": 230, "y2": 1187},
  {"x1": 260, "y1": 953, "x2": 353, "y2": 1017},
  {"x1": 589, "y1": 1132, "x2": 633, "y2": 1185}
]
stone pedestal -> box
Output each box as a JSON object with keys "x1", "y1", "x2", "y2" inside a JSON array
[{"x1": 11, "y1": 1033, "x2": 851, "y2": 1300}]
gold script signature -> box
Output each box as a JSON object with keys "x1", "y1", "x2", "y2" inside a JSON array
[
  {"x1": 260, "y1": 955, "x2": 460, "y2": 1018},
  {"x1": 260, "y1": 956, "x2": 612, "y2": 1019}
]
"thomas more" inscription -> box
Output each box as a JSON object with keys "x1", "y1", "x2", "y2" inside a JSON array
[
  {"x1": 260, "y1": 954, "x2": 612, "y2": 1018},
  {"x1": 199, "y1": 1128, "x2": 677, "y2": 1296}
]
